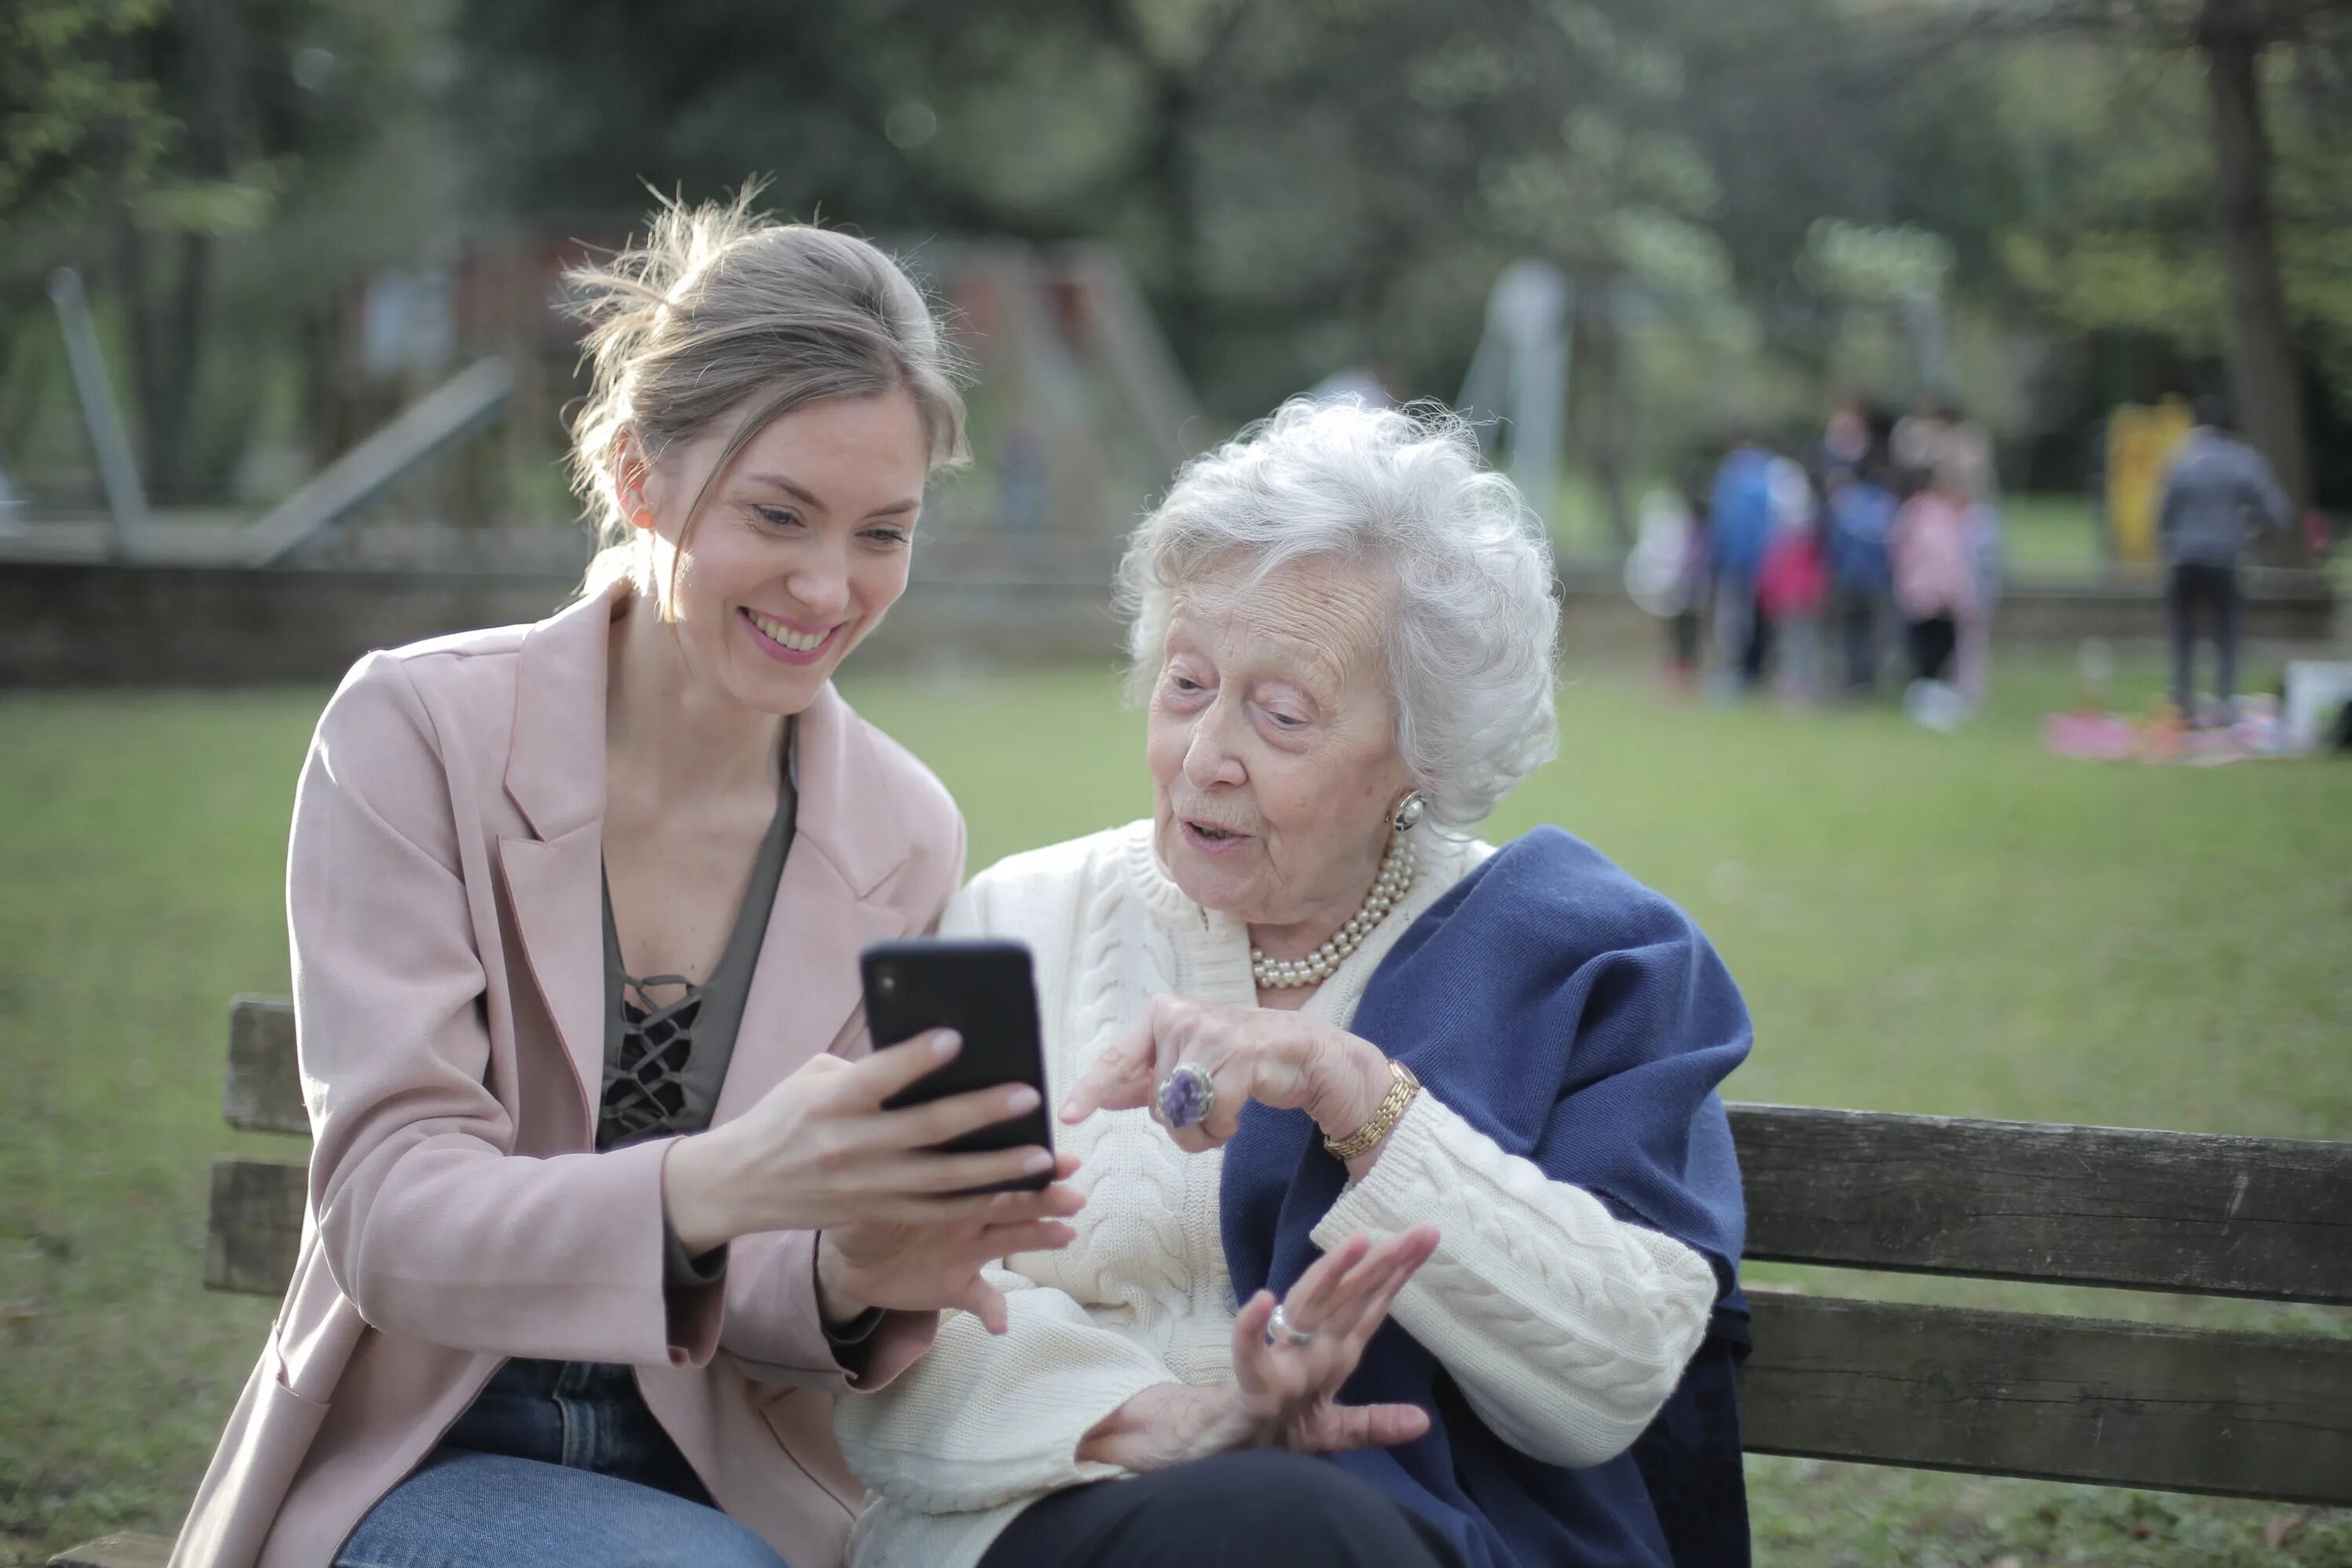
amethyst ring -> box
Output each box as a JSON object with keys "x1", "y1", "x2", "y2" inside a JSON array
[{"x1": 1156, "y1": 1062, "x2": 1217, "y2": 1130}]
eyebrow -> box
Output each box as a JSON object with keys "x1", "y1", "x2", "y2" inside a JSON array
[{"x1": 740, "y1": 472, "x2": 921, "y2": 520}]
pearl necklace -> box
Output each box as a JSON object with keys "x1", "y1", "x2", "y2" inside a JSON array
[{"x1": 1250, "y1": 833, "x2": 1417, "y2": 989}]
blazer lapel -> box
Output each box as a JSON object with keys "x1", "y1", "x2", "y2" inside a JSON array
[
  {"x1": 713, "y1": 684, "x2": 915, "y2": 1123},
  {"x1": 498, "y1": 583, "x2": 623, "y2": 1134},
  {"x1": 499, "y1": 825, "x2": 608, "y2": 1127},
  {"x1": 710, "y1": 847, "x2": 909, "y2": 1123}
]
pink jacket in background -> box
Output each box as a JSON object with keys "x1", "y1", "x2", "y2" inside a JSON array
[
  {"x1": 172, "y1": 582, "x2": 964, "y2": 1568},
  {"x1": 1892, "y1": 492, "x2": 1981, "y2": 622}
]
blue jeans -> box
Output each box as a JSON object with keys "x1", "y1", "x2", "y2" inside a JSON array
[{"x1": 337, "y1": 1359, "x2": 786, "y2": 1568}]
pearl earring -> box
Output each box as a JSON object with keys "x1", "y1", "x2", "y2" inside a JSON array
[{"x1": 1390, "y1": 790, "x2": 1427, "y2": 833}]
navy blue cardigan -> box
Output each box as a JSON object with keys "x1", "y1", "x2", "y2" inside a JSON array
[{"x1": 1221, "y1": 827, "x2": 1753, "y2": 1568}]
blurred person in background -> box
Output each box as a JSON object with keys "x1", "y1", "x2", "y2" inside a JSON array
[
  {"x1": 1817, "y1": 392, "x2": 1881, "y2": 484},
  {"x1": 1957, "y1": 489, "x2": 2005, "y2": 709},
  {"x1": 835, "y1": 401, "x2": 1755, "y2": 1568},
  {"x1": 172, "y1": 196, "x2": 1084, "y2": 1568},
  {"x1": 2157, "y1": 392, "x2": 2292, "y2": 724},
  {"x1": 1757, "y1": 459, "x2": 1828, "y2": 706},
  {"x1": 1665, "y1": 459, "x2": 1714, "y2": 693},
  {"x1": 1892, "y1": 458, "x2": 1984, "y2": 728},
  {"x1": 1623, "y1": 461, "x2": 1711, "y2": 695},
  {"x1": 1893, "y1": 394, "x2": 1996, "y2": 506},
  {"x1": 1824, "y1": 460, "x2": 1899, "y2": 698},
  {"x1": 1708, "y1": 432, "x2": 1777, "y2": 694}
]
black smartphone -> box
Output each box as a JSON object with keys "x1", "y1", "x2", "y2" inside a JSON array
[{"x1": 862, "y1": 938, "x2": 1054, "y2": 1194}]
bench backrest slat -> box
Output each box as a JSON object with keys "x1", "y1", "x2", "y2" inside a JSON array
[
  {"x1": 206, "y1": 996, "x2": 2352, "y2": 1508},
  {"x1": 205, "y1": 1157, "x2": 306, "y2": 1295},
  {"x1": 1741, "y1": 1292, "x2": 2352, "y2": 1506},
  {"x1": 224, "y1": 996, "x2": 306, "y2": 1135},
  {"x1": 1733, "y1": 1103, "x2": 2352, "y2": 1305}
]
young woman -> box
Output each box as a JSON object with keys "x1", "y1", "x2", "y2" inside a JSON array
[{"x1": 172, "y1": 195, "x2": 1082, "y2": 1568}]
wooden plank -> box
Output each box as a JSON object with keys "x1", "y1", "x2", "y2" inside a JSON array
[
  {"x1": 1740, "y1": 1291, "x2": 2352, "y2": 1504},
  {"x1": 223, "y1": 994, "x2": 306, "y2": 1136},
  {"x1": 1733, "y1": 1103, "x2": 2352, "y2": 1305},
  {"x1": 47, "y1": 1534, "x2": 173, "y2": 1568},
  {"x1": 204, "y1": 1157, "x2": 304, "y2": 1296}
]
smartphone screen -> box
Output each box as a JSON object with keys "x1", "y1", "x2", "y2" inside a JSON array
[{"x1": 862, "y1": 938, "x2": 1054, "y2": 1194}]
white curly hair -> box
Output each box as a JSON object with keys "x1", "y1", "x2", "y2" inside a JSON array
[{"x1": 1116, "y1": 397, "x2": 1560, "y2": 831}]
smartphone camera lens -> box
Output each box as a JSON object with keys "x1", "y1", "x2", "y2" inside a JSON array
[{"x1": 877, "y1": 969, "x2": 898, "y2": 998}]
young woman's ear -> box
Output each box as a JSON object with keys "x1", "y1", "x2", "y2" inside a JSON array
[{"x1": 613, "y1": 430, "x2": 657, "y2": 531}]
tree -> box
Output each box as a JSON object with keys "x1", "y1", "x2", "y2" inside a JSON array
[
  {"x1": 1952, "y1": 0, "x2": 2352, "y2": 531},
  {"x1": 1, "y1": 0, "x2": 452, "y2": 501}
]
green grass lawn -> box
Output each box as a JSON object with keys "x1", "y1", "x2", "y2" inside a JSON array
[{"x1": 3, "y1": 656, "x2": 2347, "y2": 1565}]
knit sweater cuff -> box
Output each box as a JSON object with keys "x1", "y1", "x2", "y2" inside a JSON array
[{"x1": 1312, "y1": 1091, "x2": 1446, "y2": 1247}]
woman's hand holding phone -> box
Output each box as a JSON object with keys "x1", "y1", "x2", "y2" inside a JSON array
[
  {"x1": 817, "y1": 1150, "x2": 1083, "y2": 1334},
  {"x1": 662, "y1": 1030, "x2": 1083, "y2": 1323}
]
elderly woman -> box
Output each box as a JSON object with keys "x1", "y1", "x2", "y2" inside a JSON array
[{"x1": 835, "y1": 401, "x2": 1752, "y2": 1568}]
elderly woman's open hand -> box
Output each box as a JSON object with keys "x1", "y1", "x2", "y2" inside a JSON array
[
  {"x1": 1061, "y1": 995, "x2": 1395, "y2": 1156},
  {"x1": 1076, "y1": 1227, "x2": 1440, "y2": 1472}
]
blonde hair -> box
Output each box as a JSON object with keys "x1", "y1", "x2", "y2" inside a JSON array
[{"x1": 564, "y1": 187, "x2": 968, "y2": 590}]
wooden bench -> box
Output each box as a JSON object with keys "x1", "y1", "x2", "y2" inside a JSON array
[{"x1": 54, "y1": 996, "x2": 2352, "y2": 1566}]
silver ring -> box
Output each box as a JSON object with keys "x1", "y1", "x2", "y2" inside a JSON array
[
  {"x1": 1265, "y1": 1302, "x2": 1316, "y2": 1348},
  {"x1": 1156, "y1": 1062, "x2": 1216, "y2": 1130}
]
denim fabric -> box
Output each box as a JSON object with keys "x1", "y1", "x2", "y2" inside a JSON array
[{"x1": 337, "y1": 1359, "x2": 786, "y2": 1568}]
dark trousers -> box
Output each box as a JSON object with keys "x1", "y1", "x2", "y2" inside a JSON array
[
  {"x1": 981, "y1": 1449, "x2": 1466, "y2": 1568},
  {"x1": 1907, "y1": 615, "x2": 1958, "y2": 684},
  {"x1": 1834, "y1": 589, "x2": 1882, "y2": 694},
  {"x1": 2169, "y1": 561, "x2": 2241, "y2": 717}
]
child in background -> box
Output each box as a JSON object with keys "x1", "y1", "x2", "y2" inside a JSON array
[
  {"x1": 1708, "y1": 436, "x2": 1777, "y2": 694},
  {"x1": 1627, "y1": 480, "x2": 1711, "y2": 694},
  {"x1": 1825, "y1": 464, "x2": 1898, "y2": 697},
  {"x1": 1758, "y1": 465, "x2": 1828, "y2": 706},
  {"x1": 1892, "y1": 459, "x2": 1982, "y2": 727},
  {"x1": 1667, "y1": 469, "x2": 1711, "y2": 692}
]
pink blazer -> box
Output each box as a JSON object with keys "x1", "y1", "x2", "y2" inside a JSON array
[{"x1": 173, "y1": 582, "x2": 964, "y2": 1568}]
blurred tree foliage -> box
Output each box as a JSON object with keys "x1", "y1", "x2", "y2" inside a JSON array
[
  {"x1": 7, "y1": 0, "x2": 2351, "y2": 514},
  {"x1": 0, "y1": 0, "x2": 458, "y2": 499},
  {"x1": 446, "y1": 0, "x2": 1742, "y2": 425},
  {"x1": 2000, "y1": 42, "x2": 2352, "y2": 396}
]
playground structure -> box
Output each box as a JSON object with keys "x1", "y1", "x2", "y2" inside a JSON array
[
  {"x1": 15, "y1": 242, "x2": 1204, "y2": 586},
  {"x1": 2, "y1": 250, "x2": 2339, "y2": 688}
]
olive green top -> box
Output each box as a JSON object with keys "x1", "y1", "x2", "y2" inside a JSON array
[{"x1": 599, "y1": 721, "x2": 796, "y2": 1287}]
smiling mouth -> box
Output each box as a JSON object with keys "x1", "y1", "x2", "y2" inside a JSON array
[{"x1": 743, "y1": 607, "x2": 837, "y2": 654}]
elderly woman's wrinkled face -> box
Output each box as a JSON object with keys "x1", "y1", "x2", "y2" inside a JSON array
[{"x1": 1148, "y1": 557, "x2": 1414, "y2": 935}]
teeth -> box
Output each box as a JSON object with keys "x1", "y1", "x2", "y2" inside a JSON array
[{"x1": 749, "y1": 610, "x2": 827, "y2": 652}]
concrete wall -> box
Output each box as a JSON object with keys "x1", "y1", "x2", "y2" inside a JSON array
[{"x1": 0, "y1": 560, "x2": 2336, "y2": 689}]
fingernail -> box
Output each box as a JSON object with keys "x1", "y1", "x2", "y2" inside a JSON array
[
  {"x1": 1058, "y1": 1098, "x2": 1081, "y2": 1121},
  {"x1": 1007, "y1": 1085, "x2": 1041, "y2": 1114},
  {"x1": 932, "y1": 1031, "x2": 962, "y2": 1058},
  {"x1": 1024, "y1": 1149, "x2": 1054, "y2": 1174}
]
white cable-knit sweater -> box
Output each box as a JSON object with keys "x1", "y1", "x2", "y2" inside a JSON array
[{"x1": 833, "y1": 822, "x2": 1719, "y2": 1568}]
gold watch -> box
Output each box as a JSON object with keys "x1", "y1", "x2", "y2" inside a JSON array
[{"x1": 1323, "y1": 1058, "x2": 1421, "y2": 1163}]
